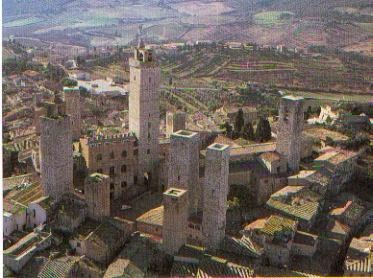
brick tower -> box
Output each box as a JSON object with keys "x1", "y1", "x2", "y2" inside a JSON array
[
  {"x1": 84, "y1": 173, "x2": 110, "y2": 221},
  {"x1": 39, "y1": 109, "x2": 73, "y2": 201},
  {"x1": 129, "y1": 41, "x2": 160, "y2": 189},
  {"x1": 202, "y1": 143, "x2": 230, "y2": 250},
  {"x1": 63, "y1": 87, "x2": 81, "y2": 141},
  {"x1": 162, "y1": 187, "x2": 188, "y2": 255},
  {"x1": 276, "y1": 95, "x2": 304, "y2": 173},
  {"x1": 168, "y1": 130, "x2": 200, "y2": 213},
  {"x1": 166, "y1": 111, "x2": 186, "y2": 137}
]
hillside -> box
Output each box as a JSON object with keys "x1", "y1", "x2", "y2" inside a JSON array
[{"x1": 3, "y1": 0, "x2": 373, "y2": 54}]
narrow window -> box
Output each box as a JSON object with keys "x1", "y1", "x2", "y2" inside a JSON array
[
  {"x1": 109, "y1": 167, "x2": 115, "y2": 176},
  {"x1": 121, "y1": 165, "x2": 127, "y2": 173}
]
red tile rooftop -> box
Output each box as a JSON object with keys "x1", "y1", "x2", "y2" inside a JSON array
[
  {"x1": 259, "y1": 151, "x2": 280, "y2": 162},
  {"x1": 244, "y1": 218, "x2": 267, "y2": 231}
]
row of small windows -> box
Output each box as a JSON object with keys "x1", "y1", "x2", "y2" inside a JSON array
[
  {"x1": 97, "y1": 165, "x2": 127, "y2": 176},
  {"x1": 109, "y1": 179, "x2": 137, "y2": 191},
  {"x1": 96, "y1": 149, "x2": 138, "y2": 161}
]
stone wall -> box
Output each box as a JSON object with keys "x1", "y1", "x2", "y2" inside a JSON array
[
  {"x1": 129, "y1": 49, "x2": 160, "y2": 190},
  {"x1": 276, "y1": 96, "x2": 304, "y2": 173},
  {"x1": 168, "y1": 130, "x2": 200, "y2": 213},
  {"x1": 166, "y1": 111, "x2": 186, "y2": 137},
  {"x1": 163, "y1": 188, "x2": 189, "y2": 255},
  {"x1": 80, "y1": 135, "x2": 139, "y2": 200},
  {"x1": 84, "y1": 173, "x2": 110, "y2": 221},
  {"x1": 202, "y1": 143, "x2": 230, "y2": 250},
  {"x1": 39, "y1": 115, "x2": 73, "y2": 201},
  {"x1": 63, "y1": 87, "x2": 81, "y2": 141}
]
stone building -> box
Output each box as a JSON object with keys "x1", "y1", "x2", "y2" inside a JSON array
[
  {"x1": 63, "y1": 87, "x2": 81, "y2": 141},
  {"x1": 168, "y1": 130, "x2": 200, "y2": 213},
  {"x1": 166, "y1": 111, "x2": 186, "y2": 137},
  {"x1": 276, "y1": 96, "x2": 304, "y2": 173},
  {"x1": 202, "y1": 143, "x2": 230, "y2": 250},
  {"x1": 80, "y1": 134, "x2": 139, "y2": 200},
  {"x1": 39, "y1": 112, "x2": 73, "y2": 202},
  {"x1": 33, "y1": 106, "x2": 47, "y2": 135},
  {"x1": 84, "y1": 173, "x2": 110, "y2": 221},
  {"x1": 163, "y1": 187, "x2": 189, "y2": 255},
  {"x1": 129, "y1": 42, "x2": 160, "y2": 189}
]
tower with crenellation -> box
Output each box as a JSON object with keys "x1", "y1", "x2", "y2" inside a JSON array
[{"x1": 129, "y1": 40, "x2": 160, "y2": 190}]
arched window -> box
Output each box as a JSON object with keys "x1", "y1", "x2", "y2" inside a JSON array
[
  {"x1": 96, "y1": 154, "x2": 102, "y2": 161},
  {"x1": 122, "y1": 150, "x2": 127, "y2": 158},
  {"x1": 110, "y1": 152, "x2": 115, "y2": 159},
  {"x1": 121, "y1": 181, "x2": 127, "y2": 188},
  {"x1": 121, "y1": 165, "x2": 127, "y2": 173}
]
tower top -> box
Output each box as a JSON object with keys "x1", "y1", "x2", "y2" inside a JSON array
[{"x1": 137, "y1": 38, "x2": 145, "y2": 49}]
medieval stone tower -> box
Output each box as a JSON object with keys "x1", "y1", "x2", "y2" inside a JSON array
[
  {"x1": 166, "y1": 111, "x2": 186, "y2": 137},
  {"x1": 84, "y1": 173, "x2": 110, "y2": 221},
  {"x1": 163, "y1": 187, "x2": 188, "y2": 255},
  {"x1": 39, "y1": 110, "x2": 73, "y2": 201},
  {"x1": 202, "y1": 143, "x2": 230, "y2": 250},
  {"x1": 168, "y1": 130, "x2": 200, "y2": 213},
  {"x1": 276, "y1": 95, "x2": 304, "y2": 173},
  {"x1": 63, "y1": 87, "x2": 81, "y2": 141},
  {"x1": 129, "y1": 42, "x2": 160, "y2": 189}
]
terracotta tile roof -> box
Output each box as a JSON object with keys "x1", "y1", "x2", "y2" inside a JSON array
[
  {"x1": 136, "y1": 205, "x2": 163, "y2": 227},
  {"x1": 259, "y1": 151, "x2": 280, "y2": 162},
  {"x1": 267, "y1": 186, "x2": 321, "y2": 222},
  {"x1": 244, "y1": 218, "x2": 266, "y2": 231},
  {"x1": 38, "y1": 256, "x2": 80, "y2": 278},
  {"x1": 261, "y1": 215, "x2": 297, "y2": 238}
]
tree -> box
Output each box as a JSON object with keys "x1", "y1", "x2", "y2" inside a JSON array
[
  {"x1": 242, "y1": 122, "x2": 255, "y2": 140},
  {"x1": 234, "y1": 108, "x2": 245, "y2": 133},
  {"x1": 62, "y1": 78, "x2": 78, "y2": 87},
  {"x1": 255, "y1": 118, "x2": 272, "y2": 142},
  {"x1": 222, "y1": 121, "x2": 233, "y2": 138}
]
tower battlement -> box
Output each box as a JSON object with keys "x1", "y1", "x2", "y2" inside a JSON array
[{"x1": 86, "y1": 134, "x2": 137, "y2": 147}]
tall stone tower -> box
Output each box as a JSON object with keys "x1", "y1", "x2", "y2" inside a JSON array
[
  {"x1": 166, "y1": 111, "x2": 186, "y2": 137},
  {"x1": 63, "y1": 87, "x2": 81, "y2": 141},
  {"x1": 202, "y1": 143, "x2": 230, "y2": 250},
  {"x1": 129, "y1": 42, "x2": 160, "y2": 189},
  {"x1": 162, "y1": 187, "x2": 188, "y2": 255},
  {"x1": 39, "y1": 110, "x2": 73, "y2": 201},
  {"x1": 84, "y1": 173, "x2": 110, "y2": 221},
  {"x1": 168, "y1": 130, "x2": 200, "y2": 213},
  {"x1": 276, "y1": 95, "x2": 304, "y2": 173}
]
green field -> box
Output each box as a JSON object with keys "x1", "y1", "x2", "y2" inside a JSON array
[
  {"x1": 284, "y1": 90, "x2": 373, "y2": 103},
  {"x1": 4, "y1": 17, "x2": 43, "y2": 28},
  {"x1": 253, "y1": 11, "x2": 293, "y2": 26}
]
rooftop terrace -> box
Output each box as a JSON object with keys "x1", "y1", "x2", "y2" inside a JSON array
[{"x1": 171, "y1": 130, "x2": 198, "y2": 139}]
